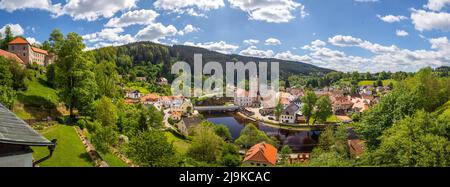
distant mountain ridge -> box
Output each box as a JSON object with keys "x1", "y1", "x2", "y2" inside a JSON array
[{"x1": 91, "y1": 41, "x2": 334, "y2": 78}]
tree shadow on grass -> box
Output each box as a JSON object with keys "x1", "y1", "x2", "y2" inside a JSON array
[
  {"x1": 16, "y1": 93, "x2": 61, "y2": 120},
  {"x1": 79, "y1": 152, "x2": 95, "y2": 166}
]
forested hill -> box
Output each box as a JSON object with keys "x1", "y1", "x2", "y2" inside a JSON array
[{"x1": 89, "y1": 41, "x2": 333, "y2": 80}]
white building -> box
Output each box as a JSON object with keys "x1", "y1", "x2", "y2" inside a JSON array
[
  {"x1": 126, "y1": 90, "x2": 141, "y2": 99},
  {"x1": 280, "y1": 102, "x2": 301, "y2": 124},
  {"x1": 234, "y1": 89, "x2": 258, "y2": 107}
]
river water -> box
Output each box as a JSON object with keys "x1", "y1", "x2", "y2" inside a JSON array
[{"x1": 205, "y1": 113, "x2": 321, "y2": 153}]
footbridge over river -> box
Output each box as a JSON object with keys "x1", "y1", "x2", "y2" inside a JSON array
[{"x1": 194, "y1": 105, "x2": 240, "y2": 112}]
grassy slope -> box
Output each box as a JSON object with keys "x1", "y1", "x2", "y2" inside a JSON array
[
  {"x1": 164, "y1": 131, "x2": 191, "y2": 155},
  {"x1": 32, "y1": 125, "x2": 94, "y2": 167},
  {"x1": 84, "y1": 130, "x2": 128, "y2": 167},
  {"x1": 358, "y1": 79, "x2": 398, "y2": 87},
  {"x1": 14, "y1": 78, "x2": 59, "y2": 119}
]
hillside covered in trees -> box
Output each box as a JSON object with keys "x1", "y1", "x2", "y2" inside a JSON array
[{"x1": 89, "y1": 41, "x2": 333, "y2": 82}]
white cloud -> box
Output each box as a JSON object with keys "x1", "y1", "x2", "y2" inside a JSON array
[
  {"x1": 0, "y1": 23, "x2": 24, "y2": 37},
  {"x1": 153, "y1": 0, "x2": 225, "y2": 17},
  {"x1": 62, "y1": 0, "x2": 138, "y2": 21},
  {"x1": 411, "y1": 8, "x2": 450, "y2": 32},
  {"x1": 178, "y1": 24, "x2": 200, "y2": 35},
  {"x1": 274, "y1": 51, "x2": 311, "y2": 62},
  {"x1": 135, "y1": 23, "x2": 178, "y2": 42},
  {"x1": 83, "y1": 27, "x2": 135, "y2": 45},
  {"x1": 26, "y1": 37, "x2": 40, "y2": 45},
  {"x1": 329, "y1": 35, "x2": 398, "y2": 54},
  {"x1": 424, "y1": 0, "x2": 450, "y2": 11},
  {"x1": 311, "y1": 39, "x2": 326, "y2": 47},
  {"x1": 377, "y1": 15, "x2": 407, "y2": 23},
  {"x1": 396, "y1": 30, "x2": 409, "y2": 37},
  {"x1": 0, "y1": 0, "x2": 61, "y2": 14},
  {"x1": 228, "y1": 0, "x2": 307, "y2": 23},
  {"x1": 243, "y1": 39, "x2": 260, "y2": 45},
  {"x1": 239, "y1": 46, "x2": 274, "y2": 58},
  {"x1": 105, "y1": 9, "x2": 159, "y2": 28},
  {"x1": 298, "y1": 35, "x2": 450, "y2": 72},
  {"x1": 184, "y1": 41, "x2": 239, "y2": 54},
  {"x1": 265, "y1": 38, "x2": 281, "y2": 45}
]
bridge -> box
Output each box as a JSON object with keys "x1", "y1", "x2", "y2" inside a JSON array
[{"x1": 194, "y1": 105, "x2": 240, "y2": 112}]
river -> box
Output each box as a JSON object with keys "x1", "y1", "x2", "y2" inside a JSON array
[{"x1": 205, "y1": 113, "x2": 321, "y2": 153}]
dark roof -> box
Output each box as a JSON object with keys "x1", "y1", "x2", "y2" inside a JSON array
[
  {"x1": 0, "y1": 104, "x2": 53, "y2": 146},
  {"x1": 282, "y1": 103, "x2": 300, "y2": 115},
  {"x1": 182, "y1": 117, "x2": 202, "y2": 129}
]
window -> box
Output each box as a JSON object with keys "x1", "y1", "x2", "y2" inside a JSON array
[
  {"x1": 11, "y1": 46, "x2": 14, "y2": 50},
  {"x1": 23, "y1": 46, "x2": 26, "y2": 50},
  {"x1": 23, "y1": 53, "x2": 26, "y2": 56}
]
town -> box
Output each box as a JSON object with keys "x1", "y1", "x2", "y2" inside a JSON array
[{"x1": 0, "y1": 0, "x2": 449, "y2": 169}]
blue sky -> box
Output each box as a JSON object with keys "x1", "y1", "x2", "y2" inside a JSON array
[{"x1": 0, "y1": 0, "x2": 449, "y2": 72}]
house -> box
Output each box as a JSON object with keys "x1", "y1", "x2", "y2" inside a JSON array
[
  {"x1": 7, "y1": 37, "x2": 55, "y2": 66},
  {"x1": 140, "y1": 93, "x2": 160, "y2": 105},
  {"x1": 0, "y1": 103, "x2": 56, "y2": 167},
  {"x1": 234, "y1": 89, "x2": 258, "y2": 107},
  {"x1": 177, "y1": 117, "x2": 202, "y2": 136},
  {"x1": 126, "y1": 90, "x2": 141, "y2": 99},
  {"x1": 156, "y1": 77, "x2": 168, "y2": 85},
  {"x1": 0, "y1": 49, "x2": 25, "y2": 65},
  {"x1": 242, "y1": 142, "x2": 278, "y2": 166},
  {"x1": 170, "y1": 111, "x2": 182, "y2": 122},
  {"x1": 170, "y1": 99, "x2": 193, "y2": 116},
  {"x1": 280, "y1": 102, "x2": 301, "y2": 124},
  {"x1": 351, "y1": 97, "x2": 370, "y2": 113}
]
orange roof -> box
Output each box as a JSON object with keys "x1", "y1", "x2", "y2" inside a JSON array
[
  {"x1": 9, "y1": 37, "x2": 29, "y2": 45},
  {"x1": 0, "y1": 49, "x2": 24, "y2": 65},
  {"x1": 32, "y1": 47, "x2": 48, "y2": 55},
  {"x1": 243, "y1": 142, "x2": 278, "y2": 166},
  {"x1": 141, "y1": 93, "x2": 160, "y2": 102}
]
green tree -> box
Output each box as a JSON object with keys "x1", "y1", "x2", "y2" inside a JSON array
[
  {"x1": 214, "y1": 124, "x2": 232, "y2": 140},
  {"x1": 1, "y1": 26, "x2": 14, "y2": 50},
  {"x1": 187, "y1": 124, "x2": 224, "y2": 163},
  {"x1": 137, "y1": 104, "x2": 164, "y2": 130},
  {"x1": 93, "y1": 96, "x2": 118, "y2": 127},
  {"x1": 91, "y1": 125, "x2": 117, "y2": 153},
  {"x1": 48, "y1": 29, "x2": 64, "y2": 53},
  {"x1": 94, "y1": 60, "x2": 121, "y2": 98},
  {"x1": 127, "y1": 130, "x2": 179, "y2": 167},
  {"x1": 302, "y1": 91, "x2": 317, "y2": 125},
  {"x1": 365, "y1": 110, "x2": 450, "y2": 167},
  {"x1": 0, "y1": 57, "x2": 13, "y2": 87},
  {"x1": 0, "y1": 86, "x2": 15, "y2": 109},
  {"x1": 280, "y1": 145, "x2": 293, "y2": 164},
  {"x1": 55, "y1": 32, "x2": 98, "y2": 119},
  {"x1": 312, "y1": 96, "x2": 333, "y2": 125},
  {"x1": 235, "y1": 124, "x2": 274, "y2": 148},
  {"x1": 221, "y1": 143, "x2": 241, "y2": 167},
  {"x1": 274, "y1": 98, "x2": 283, "y2": 121}
]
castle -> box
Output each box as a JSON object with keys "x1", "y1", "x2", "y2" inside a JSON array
[{"x1": 0, "y1": 37, "x2": 55, "y2": 66}]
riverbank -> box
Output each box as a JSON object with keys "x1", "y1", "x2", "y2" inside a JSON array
[{"x1": 235, "y1": 112, "x2": 336, "y2": 131}]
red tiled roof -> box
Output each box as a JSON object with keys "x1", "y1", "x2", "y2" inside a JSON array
[
  {"x1": 8, "y1": 37, "x2": 29, "y2": 45},
  {"x1": 141, "y1": 93, "x2": 161, "y2": 102},
  {"x1": 0, "y1": 49, "x2": 24, "y2": 64},
  {"x1": 243, "y1": 142, "x2": 278, "y2": 166},
  {"x1": 31, "y1": 47, "x2": 48, "y2": 55}
]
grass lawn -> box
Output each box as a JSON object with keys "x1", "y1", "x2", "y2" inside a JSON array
[
  {"x1": 18, "y1": 78, "x2": 59, "y2": 107},
  {"x1": 100, "y1": 152, "x2": 128, "y2": 167},
  {"x1": 164, "y1": 131, "x2": 191, "y2": 155},
  {"x1": 358, "y1": 79, "x2": 398, "y2": 87},
  {"x1": 13, "y1": 78, "x2": 61, "y2": 120},
  {"x1": 32, "y1": 125, "x2": 94, "y2": 167}
]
